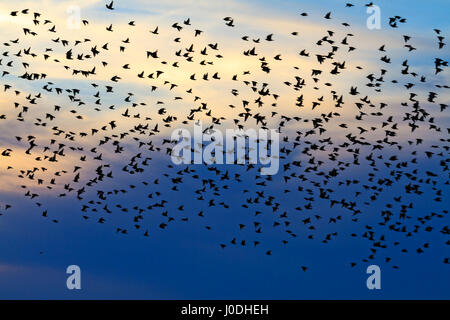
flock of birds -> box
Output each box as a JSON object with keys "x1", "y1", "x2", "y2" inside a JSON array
[{"x1": 0, "y1": 1, "x2": 449, "y2": 272}]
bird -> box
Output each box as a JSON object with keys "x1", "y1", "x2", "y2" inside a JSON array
[{"x1": 106, "y1": 1, "x2": 114, "y2": 10}]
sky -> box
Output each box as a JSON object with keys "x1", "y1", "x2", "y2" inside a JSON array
[{"x1": 0, "y1": 0, "x2": 448, "y2": 299}]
